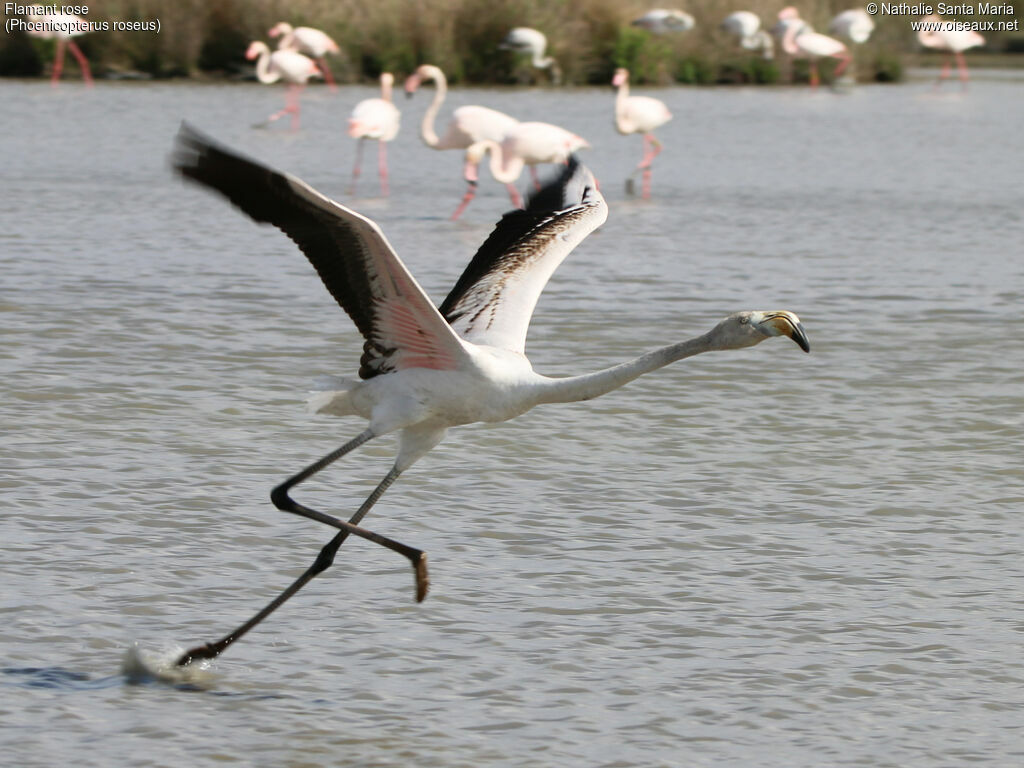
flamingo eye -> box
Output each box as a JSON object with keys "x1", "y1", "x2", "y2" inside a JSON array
[{"x1": 739, "y1": 315, "x2": 749, "y2": 325}]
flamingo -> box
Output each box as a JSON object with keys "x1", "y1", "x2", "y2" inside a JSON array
[
  {"x1": 347, "y1": 73, "x2": 401, "y2": 196},
  {"x1": 612, "y1": 68, "x2": 672, "y2": 200},
  {"x1": 499, "y1": 27, "x2": 562, "y2": 84},
  {"x1": 773, "y1": 7, "x2": 851, "y2": 88},
  {"x1": 721, "y1": 11, "x2": 774, "y2": 59},
  {"x1": 917, "y1": 15, "x2": 985, "y2": 89},
  {"x1": 269, "y1": 22, "x2": 341, "y2": 90},
  {"x1": 829, "y1": 9, "x2": 876, "y2": 44},
  {"x1": 459, "y1": 121, "x2": 590, "y2": 217},
  {"x1": 404, "y1": 63, "x2": 523, "y2": 219},
  {"x1": 25, "y1": 12, "x2": 93, "y2": 87},
  {"x1": 171, "y1": 122, "x2": 810, "y2": 666},
  {"x1": 246, "y1": 41, "x2": 321, "y2": 131},
  {"x1": 631, "y1": 9, "x2": 696, "y2": 34}
]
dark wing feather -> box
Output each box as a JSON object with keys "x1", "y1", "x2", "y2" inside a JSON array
[
  {"x1": 173, "y1": 122, "x2": 467, "y2": 379},
  {"x1": 439, "y1": 157, "x2": 608, "y2": 354}
]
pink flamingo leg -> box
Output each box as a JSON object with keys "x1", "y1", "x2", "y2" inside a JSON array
[
  {"x1": 809, "y1": 59, "x2": 820, "y2": 88},
  {"x1": 955, "y1": 51, "x2": 969, "y2": 89},
  {"x1": 51, "y1": 40, "x2": 65, "y2": 86},
  {"x1": 935, "y1": 56, "x2": 952, "y2": 89},
  {"x1": 506, "y1": 183, "x2": 523, "y2": 208},
  {"x1": 451, "y1": 159, "x2": 481, "y2": 220},
  {"x1": 529, "y1": 165, "x2": 542, "y2": 191},
  {"x1": 349, "y1": 138, "x2": 365, "y2": 195},
  {"x1": 67, "y1": 40, "x2": 93, "y2": 86},
  {"x1": 377, "y1": 139, "x2": 389, "y2": 197},
  {"x1": 637, "y1": 133, "x2": 662, "y2": 200},
  {"x1": 317, "y1": 57, "x2": 338, "y2": 92},
  {"x1": 832, "y1": 53, "x2": 850, "y2": 80}
]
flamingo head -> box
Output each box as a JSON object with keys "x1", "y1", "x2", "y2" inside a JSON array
[
  {"x1": 245, "y1": 41, "x2": 268, "y2": 61},
  {"x1": 612, "y1": 68, "x2": 629, "y2": 87},
  {"x1": 778, "y1": 6, "x2": 800, "y2": 21},
  {"x1": 714, "y1": 311, "x2": 811, "y2": 353},
  {"x1": 268, "y1": 22, "x2": 292, "y2": 38}
]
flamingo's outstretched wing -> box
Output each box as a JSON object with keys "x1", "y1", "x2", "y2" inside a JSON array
[
  {"x1": 173, "y1": 122, "x2": 468, "y2": 379},
  {"x1": 439, "y1": 157, "x2": 607, "y2": 354}
]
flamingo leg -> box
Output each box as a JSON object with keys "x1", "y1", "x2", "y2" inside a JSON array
[
  {"x1": 506, "y1": 183, "x2": 523, "y2": 209},
  {"x1": 51, "y1": 39, "x2": 65, "y2": 86},
  {"x1": 633, "y1": 133, "x2": 662, "y2": 200},
  {"x1": 349, "y1": 137, "x2": 365, "y2": 195},
  {"x1": 833, "y1": 53, "x2": 850, "y2": 80},
  {"x1": 317, "y1": 57, "x2": 337, "y2": 91},
  {"x1": 377, "y1": 139, "x2": 390, "y2": 197},
  {"x1": 529, "y1": 165, "x2": 541, "y2": 191},
  {"x1": 955, "y1": 51, "x2": 969, "y2": 89},
  {"x1": 66, "y1": 40, "x2": 93, "y2": 86},
  {"x1": 936, "y1": 56, "x2": 952, "y2": 89},
  {"x1": 809, "y1": 59, "x2": 820, "y2": 88},
  {"x1": 450, "y1": 180, "x2": 478, "y2": 220},
  {"x1": 175, "y1": 430, "x2": 427, "y2": 667}
]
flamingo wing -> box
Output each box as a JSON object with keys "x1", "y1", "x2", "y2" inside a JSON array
[
  {"x1": 173, "y1": 122, "x2": 469, "y2": 379},
  {"x1": 439, "y1": 157, "x2": 607, "y2": 354}
]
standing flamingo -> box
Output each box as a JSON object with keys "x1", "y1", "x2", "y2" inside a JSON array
[
  {"x1": 612, "y1": 68, "x2": 672, "y2": 199},
  {"x1": 269, "y1": 22, "x2": 341, "y2": 90},
  {"x1": 459, "y1": 121, "x2": 590, "y2": 217},
  {"x1": 171, "y1": 122, "x2": 810, "y2": 666},
  {"x1": 246, "y1": 41, "x2": 321, "y2": 131},
  {"x1": 499, "y1": 27, "x2": 562, "y2": 83},
  {"x1": 404, "y1": 63, "x2": 522, "y2": 218},
  {"x1": 773, "y1": 7, "x2": 851, "y2": 88},
  {"x1": 26, "y1": 12, "x2": 94, "y2": 87},
  {"x1": 347, "y1": 73, "x2": 401, "y2": 196},
  {"x1": 721, "y1": 11, "x2": 774, "y2": 59},
  {"x1": 917, "y1": 15, "x2": 985, "y2": 89},
  {"x1": 631, "y1": 9, "x2": 696, "y2": 34}
]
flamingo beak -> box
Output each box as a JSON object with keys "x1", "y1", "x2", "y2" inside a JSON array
[
  {"x1": 760, "y1": 311, "x2": 810, "y2": 352},
  {"x1": 404, "y1": 74, "x2": 421, "y2": 98}
]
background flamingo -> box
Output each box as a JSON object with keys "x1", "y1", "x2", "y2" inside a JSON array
[
  {"x1": 347, "y1": 73, "x2": 401, "y2": 196},
  {"x1": 404, "y1": 63, "x2": 523, "y2": 218},
  {"x1": 246, "y1": 41, "x2": 321, "y2": 131},
  {"x1": 773, "y1": 7, "x2": 851, "y2": 88},
  {"x1": 459, "y1": 121, "x2": 590, "y2": 218},
  {"x1": 721, "y1": 11, "x2": 774, "y2": 59},
  {"x1": 829, "y1": 8, "x2": 876, "y2": 44},
  {"x1": 612, "y1": 68, "x2": 672, "y2": 199},
  {"x1": 26, "y1": 12, "x2": 93, "y2": 87},
  {"x1": 269, "y1": 22, "x2": 341, "y2": 89},
  {"x1": 499, "y1": 27, "x2": 562, "y2": 84},
  {"x1": 172, "y1": 123, "x2": 810, "y2": 665},
  {"x1": 917, "y1": 15, "x2": 985, "y2": 89},
  {"x1": 631, "y1": 9, "x2": 696, "y2": 34}
]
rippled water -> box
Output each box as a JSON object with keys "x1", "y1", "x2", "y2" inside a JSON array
[{"x1": 3, "y1": 73, "x2": 1023, "y2": 766}]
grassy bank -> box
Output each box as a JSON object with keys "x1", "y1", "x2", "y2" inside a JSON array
[{"x1": 2, "y1": 0, "x2": 1022, "y2": 84}]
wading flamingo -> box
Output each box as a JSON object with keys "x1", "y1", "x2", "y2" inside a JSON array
[
  {"x1": 347, "y1": 73, "x2": 401, "y2": 196},
  {"x1": 500, "y1": 27, "x2": 562, "y2": 83},
  {"x1": 632, "y1": 9, "x2": 696, "y2": 34},
  {"x1": 404, "y1": 64, "x2": 522, "y2": 219},
  {"x1": 916, "y1": 15, "x2": 985, "y2": 89},
  {"x1": 612, "y1": 68, "x2": 672, "y2": 199},
  {"x1": 26, "y1": 12, "x2": 94, "y2": 87},
  {"x1": 246, "y1": 41, "x2": 321, "y2": 131},
  {"x1": 455, "y1": 121, "x2": 589, "y2": 219},
  {"x1": 269, "y1": 22, "x2": 341, "y2": 89},
  {"x1": 721, "y1": 11, "x2": 774, "y2": 59},
  {"x1": 171, "y1": 122, "x2": 810, "y2": 666},
  {"x1": 773, "y1": 7, "x2": 851, "y2": 88}
]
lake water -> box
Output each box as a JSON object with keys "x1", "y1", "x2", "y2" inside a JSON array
[{"x1": 2, "y1": 72, "x2": 1023, "y2": 767}]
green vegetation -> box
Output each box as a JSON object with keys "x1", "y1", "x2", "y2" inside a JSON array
[{"x1": 1, "y1": 0, "x2": 1022, "y2": 84}]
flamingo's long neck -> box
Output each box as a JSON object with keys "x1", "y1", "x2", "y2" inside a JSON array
[
  {"x1": 419, "y1": 69, "x2": 447, "y2": 148},
  {"x1": 474, "y1": 139, "x2": 525, "y2": 184},
  {"x1": 380, "y1": 75, "x2": 393, "y2": 102},
  {"x1": 535, "y1": 332, "x2": 720, "y2": 405},
  {"x1": 252, "y1": 46, "x2": 279, "y2": 84},
  {"x1": 614, "y1": 78, "x2": 632, "y2": 133}
]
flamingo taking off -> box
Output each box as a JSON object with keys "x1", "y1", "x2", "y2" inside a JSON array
[
  {"x1": 25, "y1": 12, "x2": 94, "y2": 87},
  {"x1": 500, "y1": 27, "x2": 562, "y2": 84},
  {"x1": 460, "y1": 121, "x2": 590, "y2": 217},
  {"x1": 246, "y1": 41, "x2": 321, "y2": 131},
  {"x1": 404, "y1": 63, "x2": 523, "y2": 219},
  {"x1": 829, "y1": 8, "x2": 876, "y2": 44},
  {"x1": 631, "y1": 9, "x2": 696, "y2": 34},
  {"x1": 773, "y1": 7, "x2": 851, "y2": 88},
  {"x1": 171, "y1": 122, "x2": 810, "y2": 666},
  {"x1": 269, "y1": 22, "x2": 341, "y2": 89},
  {"x1": 917, "y1": 15, "x2": 985, "y2": 89},
  {"x1": 612, "y1": 68, "x2": 672, "y2": 199},
  {"x1": 721, "y1": 11, "x2": 774, "y2": 59},
  {"x1": 347, "y1": 73, "x2": 401, "y2": 196}
]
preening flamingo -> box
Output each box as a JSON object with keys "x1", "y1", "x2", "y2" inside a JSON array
[
  {"x1": 404, "y1": 63, "x2": 523, "y2": 219},
  {"x1": 172, "y1": 122, "x2": 810, "y2": 665},
  {"x1": 917, "y1": 15, "x2": 985, "y2": 89},
  {"x1": 25, "y1": 12, "x2": 94, "y2": 87},
  {"x1": 269, "y1": 22, "x2": 341, "y2": 89},
  {"x1": 631, "y1": 9, "x2": 696, "y2": 34},
  {"x1": 246, "y1": 41, "x2": 321, "y2": 131},
  {"x1": 612, "y1": 68, "x2": 673, "y2": 199},
  {"x1": 773, "y1": 7, "x2": 851, "y2": 88},
  {"x1": 829, "y1": 9, "x2": 876, "y2": 44},
  {"x1": 500, "y1": 27, "x2": 562, "y2": 84},
  {"x1": 458, "y1": 121, "x2": 590, "y2": 218},
  {"x1": 347, "y1": 73, "x2": 401, "y2": 196},
  {"x1": 721, "y1": 11, "x2": 774, "y2": 59}
]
